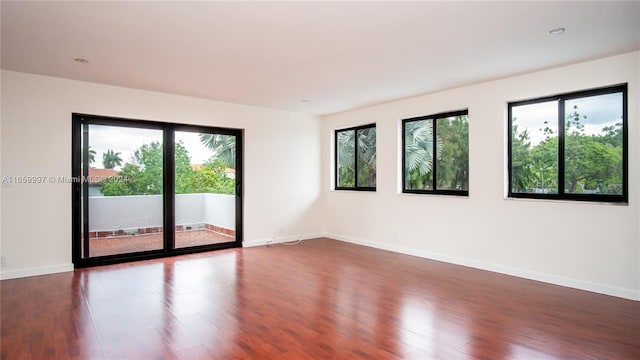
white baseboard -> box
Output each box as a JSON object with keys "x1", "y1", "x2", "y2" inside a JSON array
[
  {"x1": 0, "y1": 263, "x2": 74, "y2": 280},
  {"x1": 243, "y1": 232, "x2": 324, "y2": 248},
  {"x1": 5, "y1": 236, "x2": 636, "y2": 301},
  {"x1": 325, "y1": 233, "x2": 640, "y2": 301}
]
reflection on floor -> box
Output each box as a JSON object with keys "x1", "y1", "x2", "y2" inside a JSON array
[
  {"x1": 2, "y1": 238, "x2": 638, "y2": 359},
  {"x1": 90, "y1": 229, "x2": 234, "y2": 257}
]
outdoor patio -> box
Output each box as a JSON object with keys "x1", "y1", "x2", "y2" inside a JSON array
[
  {"x1": 86, "y1": 193, "x2": 236, "y2": 257},
  {"x1": 89, "y1": 229, "x2": 234, "y2": 257}
]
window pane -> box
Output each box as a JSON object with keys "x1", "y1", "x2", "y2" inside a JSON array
[
  {"x1": 511, "y1": 101, "x2": 559, "y2": 194},
  {"x1": 564, "y1": 92, "x2": 623, "y2": 195},
  {"x1": 357, "y1": 127, "x2": 376, "y2": 187},
  {"x1": 174, "y1": 132, "x2": 236, "y2": 249},
  {"x1": 337, "y1": 130, "x2": 355, "y2": 188},
  {"x1": 436, "y1": 115, "x2": 469, "y2": 191},
  {"x1": 404, "y1": 119, "x2": 434, "y2": 190},
  {"x1": 88, "y1": 125, "x2": 164, "y2": 257}
]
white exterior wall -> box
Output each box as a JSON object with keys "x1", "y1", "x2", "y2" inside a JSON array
[
  {"x1": 321, "y1": 52, "x2": 639, "y2": 300},
  {"x1": 89, "y1": 195, "x2": 163, "y2": 231},
  {"x1": 88, "y1": 193, "x2": 235, "y2": 231},
  {"x1": 203, "y1": 194, "x2": 235, "y2": 230},
  {"x1": 175, "y1": 193, "x2": 206, "y2": 228}
]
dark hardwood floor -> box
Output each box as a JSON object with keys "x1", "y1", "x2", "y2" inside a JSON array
[{"x1": 1, "y1": 238, "x2": 639, "y2": 359}]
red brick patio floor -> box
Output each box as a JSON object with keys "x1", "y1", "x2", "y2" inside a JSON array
[{"x1": 89, "y1": 229, "x2": 234, "y2": 257}]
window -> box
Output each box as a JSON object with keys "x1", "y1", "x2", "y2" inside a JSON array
[
  {"x1": 402, "y1": 110, "x2": 469, "y2": 195},
  {"x1": 508, "y1": 84, "x2": 627, "y2": 203},
  {"x1": 72, "y1": 113, "x2": 243, "y2": 267},
  {"x1": 335, "y1": 124, "x2": 376, "y2": 190}
]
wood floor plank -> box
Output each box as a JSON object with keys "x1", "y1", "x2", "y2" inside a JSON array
[{"x1": 2, "y1": 238, "x2": 639, "y2": 359}]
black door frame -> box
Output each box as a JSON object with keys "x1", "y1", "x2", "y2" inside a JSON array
[{"x1": 72, "y1": 113, "x2": 243, "y2": 268}]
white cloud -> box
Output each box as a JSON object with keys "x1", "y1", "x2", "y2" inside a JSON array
[{"x1": 88, "y1": 126, "x2": 217, "y2": 169}]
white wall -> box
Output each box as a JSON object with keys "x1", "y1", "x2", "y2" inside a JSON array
[
  {"x1": 203, "y1": 193, "x2": 235, "y2": 230},
  {"x1": 89, "y1": 193, "x2": 235, "y2": 231},
  {"x1": 1, "y1": 52, "x2": 638, "y2": 300},
  {"x1": 175, "y1": 193, "x2": 205, "y2": 228},
  {"x1": 321, "y1": 52, "x2": 640, "y2": 300},
  {"x1": 89, "y1": 195, "x2": 163, "y2": 231},
  {"x1": 0, "y1": 70, "x2": 323, "y2": 278}
]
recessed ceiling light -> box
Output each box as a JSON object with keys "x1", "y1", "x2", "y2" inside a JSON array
[
  {"x1": 74, "y1": 58, "x2": 90, "y2": 64},
  {"x1": 548, "y1": 27, "x2": 566, "y2": 35}
]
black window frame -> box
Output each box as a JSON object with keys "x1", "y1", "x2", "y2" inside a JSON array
[
  {"x1": 507, "y1": 83, "x2": 628, "y2": 203},
  {"x1": 334, "y1": 123, "x2": 377, "y2": 191},
  {"x1": 71, "y1": 113, "x2": 244, "y2": 268},
  {"x1": 402, "y1": 109, "x2": 469, "y2": 196}
]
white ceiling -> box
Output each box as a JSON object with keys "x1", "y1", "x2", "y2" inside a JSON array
[{"x1": 2, "y1": 1, "x2": 639, "y2": 116}]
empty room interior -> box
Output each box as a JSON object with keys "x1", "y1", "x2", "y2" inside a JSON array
[{"x1": 1, "y1": 1, "x2": 639, "y2": 359}]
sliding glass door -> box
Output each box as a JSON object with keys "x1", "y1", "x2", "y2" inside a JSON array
[
  {"x1": 72, "y1": 114, "x2": 242, "y2": 267},
  {"x1": 174, "y1": 130, "x2": 237, "y2": 249}
]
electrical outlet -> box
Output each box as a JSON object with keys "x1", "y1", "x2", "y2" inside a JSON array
[
  {"x1": 278, "y1": 226, "x2": 285, "y2": 235},
  {"x1": 0, "y1": 256, "x2": 6, "y2": 267}
]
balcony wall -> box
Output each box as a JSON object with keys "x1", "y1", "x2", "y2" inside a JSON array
[{"x1": 88, "y1": 193, "x2": 235, "y2": 232}]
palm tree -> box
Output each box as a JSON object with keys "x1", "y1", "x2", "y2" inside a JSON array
[
  {"x1": 356, "y1": 127, "x2": 376, "y2": 186},
  {"x1": 199, "y1": 134, "x2": 236, "y2": 168},
  {"x1": 405, "y1": 120, "x2": 436, "y2": 174},
  {"x1": 404, "y1": 120, "x2": 441, "y2": 189},
  {"x1": 102, "y1": 149, "x2": 123, "y2": 169},
  {"x1": 336, "y1": 127, "x2": 377, "y2": 187},
  {"x1": 337, "y1": 130, "x2": 355, "y2": 167},
  {"x1": 88, "y1": 147, "x2": 96, "y2": 165},
  {"x1": 358, "y1": 128, "x2": 376, "y2": 169}
]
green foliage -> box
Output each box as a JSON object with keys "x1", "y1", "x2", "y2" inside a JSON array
[
  {"x1": 199, "y1": 134, "x2": 236, "y2": 168},
  {"x1": 599, "y1": 122, "x2": 623, "y2": 147},
  {"x1": 187, "y1": 158, "x2": 235, "y2": 194},
  {"x1": 510, "y1": 123, "x2": 534, "y2": 192},
  {"x1": 404, "y1": 116, "x2": 468, "y2": 191},
  {"x1": 102, "y1": 163, "x2": 142, "y2": 196},
  {"x1": 101, "y1": 141, "x2": 235, "y2": 196},
  {"x1": 88, "y1": 147, "x2": 96, "y2": 165},
  {"x1": 174, "y1": 141, "x2": 194, "y2": 194},
  {"x1": 436, "y1": 116, "x2": 469, "y2": 190},
  {"x1": 336, "y1": 127, "x2": 376, "y2": 188},
  {"x1": 528, "y1": 137, "x2": 558, "y2": 193},
  {"x1": 511, "y1": 105, "x2": 623, "y2": 195},
  {"x1": 102, "y1": 142, "x2": 164, "y2": 195},
  {"x1": 102, "y1": 149, "x2": 123, "y2": 169},
  {"x1": 357, "y1": 127, "x2": 376, "y2": 187},
  {"x1": 338, "y1": 167, "x2": 355, "y2": 188},
  {"x1": 337, "y1": 130, "x2": 355, "y2": 187},
  {"x1": 404, "y1": 120, "x2": 437, "y2": 190},
  {"x1": 565, "y1": 134, "x2": 621, "y2": 194}
]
